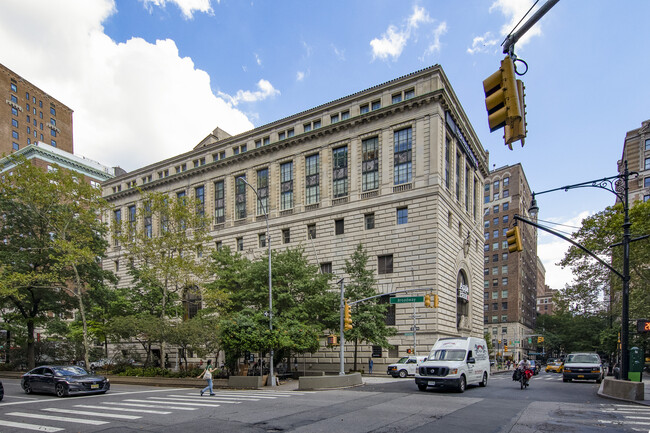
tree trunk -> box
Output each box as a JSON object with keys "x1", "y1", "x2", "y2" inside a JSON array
[
  {"x1": 73, "y1": 267, "x2": 91, "y2": 370},
  {"x1": 160, "y1": 278, "x2": 167, "y2": 369},
  {"x1": 27, "y1": 319, "x2": 35, "y2": 369}
]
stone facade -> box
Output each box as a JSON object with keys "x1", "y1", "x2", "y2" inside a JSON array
[
  {"x1": 102, "y1": 65, "x2": 489, "y2": 372},
  {"x1": 483, "y1": 163, "x2": 538, "y2": 362},
  {"x1": 1, "y1": 63, "x2": 73, "y2": 157}
]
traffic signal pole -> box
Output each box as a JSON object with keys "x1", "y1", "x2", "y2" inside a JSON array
[
  {"x1": 502, "y1": 0, "x2": 560, "y2": 56},
  {"x1": 339, "y1": 278, "x2": 345, "y2": 376}
]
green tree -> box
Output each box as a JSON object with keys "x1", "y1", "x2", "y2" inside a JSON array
[
  {"x1": 167, "y1": 314, "x2": 220, "y2": 369},
  {"x1": 116, "y1": 190, "x2": 211, "y2": 369},
  {"x1": 0, "y1": 157, "x2": 114, "y2": 368},
  {"x1": 343, "y1": 244, "x2": 396, "y2": 371},
  {"x1": 106, "y1": 314, "x2": 164, "y2": 366},
  {"x1": 558, "y1": 200, "x2": 650, "y2": 343}
]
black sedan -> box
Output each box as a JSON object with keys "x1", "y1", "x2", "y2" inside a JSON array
[{"x1": 21, "y1": 365, "x2": 109, "y2": 397}]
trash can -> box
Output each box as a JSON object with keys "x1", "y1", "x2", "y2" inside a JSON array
[{"x1": 629, "y1": 347, "x2": 643, "y2": 382}]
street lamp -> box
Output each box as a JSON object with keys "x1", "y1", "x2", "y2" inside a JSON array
[
  {"x1": 526, "y1": 161, "x2": 637, "y2": 381},
  {"x1": 236, "y1": 176, "x2": 274, "y2": 387}
]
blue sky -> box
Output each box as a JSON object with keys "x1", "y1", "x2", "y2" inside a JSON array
[{"x1": 1, "y1": 0, "x2": 649, "y2": 291}]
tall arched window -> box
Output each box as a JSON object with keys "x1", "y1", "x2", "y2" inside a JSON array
[{"x1": 456, "y1": 270, "x2": 469, "y2": 329}]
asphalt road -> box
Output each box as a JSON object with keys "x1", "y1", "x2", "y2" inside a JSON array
[{"x1": 0, "y1": 371, "x2": 647, "y2": 432}]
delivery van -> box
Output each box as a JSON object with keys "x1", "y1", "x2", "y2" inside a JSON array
[{"x1": 415, "y1": 337, "x2": 490, "y2": 393}]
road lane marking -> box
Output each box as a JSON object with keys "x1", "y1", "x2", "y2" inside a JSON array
[
  {"x1": 6, "y1": 411, "x2": 109, "y2": 425},
  {"x1": 104, "y1": 402, "x2": 197, "y2": 410},
  {"x1": 74, "y1": 404, "x2": 171, "y2": 414},
  {"x1": 137, "y1": 397, "x2": 223, "y2": 407},
  {"x1": 0, "y1": 419, "x2": 64, "y2": 432},
  {"x1": 173, "y1": 394, "x2": 257, "y2": 401},
  {"x1": 41, "y1": 407, "x2": 141, "y2": 420}
]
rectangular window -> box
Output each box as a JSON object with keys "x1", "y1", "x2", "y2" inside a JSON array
[
  {"x1": 282, "y1": 228, "x2": 290, "y2": 244},
  {"x1": 360, "y1": 103, "x2": 369, "y2": 114},
  {"x1": 303, "y1": 123, "x2": 312, "y2": 132},
  {"x1": 10, "y1": 83, "x2": 17, "y2": 92},
  {"x1": 404, "y1": 88, "x2": 415, "y2": 100},
  {"x1": 365, "y1": 213, "x2": 375, "y2": 230},
  {"x1": 214, "y1": 180, "x2": 225, "y2": 223},
  {"x1": 331, "y1": 114, "x2": 339, "y2": 123},
  {"x1": 235, "y1": 176, "x2": 247, "y2": 219},
  {"x1": 320, "y1": 262, "x2": 333, "y2": 274},
  {"x1": 501, "y1": 290, "x2": 508, "y2": 297},
  {"x1": 371, "y1": 100, "x2": 381, "y2": 110},
  {"x1": 128, "y1": 205, "x2": 136, "y2": 241},
  {"x1": 484, "y1": 292, "x2": 489, "y2": 300},
  {"x1": 263, "y1": 137, "x2": 270, "y2": 146},
  {"x1": 503, "y1": 189, "x2": 509, "y2": 198},
  {"x1": 313, "y1": 120, "x2": 321, "y2": 129},
  {"x1": 10, "y1": 95, "x2": 17, "y2": 103},
  {"x1": 465, "y1": 166, "x2": 470, "y2": 211},
  {"x1": 287, "y1": 128, "x2": 294, "y2": 137},
  {"x1": 362, "y1": 136, "x2": 379, "y2": 191},
  {"x1": 237, "y1": 237, "x2": 244, "y2": 251},
  {"x1": 501, "y1": 265, "x2": 508, "y2": 274},
  {"x1": 50, "y1": 107, "x2": 56, "y2": 116},
  {"x1": 484, "y1": 280, "x2": 489, "y2": 289},
  {"x1": 492, "y1": 316, "x2": 498, "y2": 323},
  {"x1": 307, "y1": 224, "x2": 316, "y2": 240},
  {"x1": 12, "y1": 131, "x2": 19, "y2": 139},
  {"x1": 492, "y1": 292, "x2": 498, "y2": 299},
  {"x1": 503, "y1": 177, "x2": 509, "y2": 186},
  {"x1": 394, "y1": 127, "x2": 412, "y2": 185},
  {"x1": 378, "y1": 254, "x2": 393, "y2": 274},
  {"x1": 259, "y1": 233, "x2": 266, "y2": 248},
  {"x1": 144, "y1": 201, "x2": 152, "y2": 238},
  {"x1": 257, "y1": 168, "x2": 269, "y2": 215},
  {"x1": 113, "y1": 209, "x2": 122, "y2": 246},
  {"x1": 503, "y1": 202, "x2": 509, "y2": 211},
  {"x1": 492, "y1": 303, "x2": 498, "y2": 311},
  {"x1": 502, "y1": 277, "x2": 508, "y2": 285},
  {"x1": 392, "y1": 93, "x2": 402, "y2": 104},
  {"x1": 280, "y1": 162, "x2": 294, "y2": 210},
  {"x1": 12, "y1": 119, "x2": 18, "y2": 127},
  {"x1": 492, "y1": 279, "x2": 498, "y2": 287},
  {"x1": 195, "y1": 185, "x2": 205, "y2": 218},
  {"x1": 341, "y1": 111, "x2": 349, "y2": 120},
  {"x1": 278, "y1": 132, "x2": 285, "y2": 140},
  {"x1": 645, "y1": 158, "x2": 650, "y2": 171},
  {"x1": 455, "y1": 153, "x2": 461, "y2": 200},
  {"x1": 397, "y1": 207, "x2": 408, "y2": 224},
  {"x1": 644, "y1": 177, "x2": 650, "y2": 188},
  {"x1": 502, "y1": 252, "x2": 508, "y2": 261},
  {"x1": 332, "y1": 146, "x2": 348, "y2": 198},
  {"x1": 305, "y1": 154, "x2": 320, "y2": 204},
  {"x1": 255, "y1": 139, "x2": 262, "y2": 148},
  {"x1": 335, "y1": 218, "x2": 344, "y2": 235},
  {"x1": 11, "y1": 107, "x2": 17, "y2": 116},
  {"x1": 501, "y1": 315, "x2": 508, "y2": 322}
]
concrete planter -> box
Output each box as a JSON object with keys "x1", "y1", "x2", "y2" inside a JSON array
[
  {"x1": 298, "y1": 372, "x2": 362, "y2": 390},
  {"x1": 228, "y1": 375, "x2": 263, "y2": 389},
  {"x1": 600, "y1": 378, "x2": 644, "y2": 401}
]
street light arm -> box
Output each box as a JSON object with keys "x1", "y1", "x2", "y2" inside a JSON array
[{"x1": 513, "y1": 214, "x2": 624, "y2": 280}]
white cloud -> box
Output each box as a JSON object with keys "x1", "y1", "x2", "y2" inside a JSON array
[
  {"x1": 296, "y1": 71, "x2": 305, "y2": 81},
  {"x1": 332, "y1": 45, "x2": 346, "y2": 61},
  {"x1": 218, "y1": 79, "x2": 280, "y2": 106},
  {"x1": 537, "y1": 211, "x2": 593, "y2": 290},
  {"x1": 489, "y1": 0, "x2": 542, "y2": 49},
  {"x1": 140, "y1": 0, "x2": 214, "y2": 19},
  {"x1": 254, "y1": 53, "x2": 262, "y2": 66},
  {"x1": 0, "y1": 0, "x2": 253, "y2": 171},
  {"x1": 467, "y1": 31, "x2": 499, "y2": 54},
  {"x1": 370, "y1": 5, "x2": 432, "y2": 61},
  {"x1": 423, "y1": 22, "x2": 448, "y2": 56}
]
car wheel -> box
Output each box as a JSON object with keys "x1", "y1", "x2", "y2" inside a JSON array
[
  {"x1": 562, "y1": 377, "x2": 569, "y2": 382},
  {"x1": 55, "y1": 383, "x2": 67, "y2": 398},
  {"x1": 457, "y1": 375, "x2": 466, "y2": 393},
  {"x1": 398, "y1": 369, "x2": 408, "y2": 378},
  {"x1": 417, "y1": 383, "x2": 428, "y2": 391},
  {"x1": 596, "y1": 375, "x2": 602, "y2": 384},
  {"x1": 479, "y1": 372, "x2": 488, "y2": 387},
  {"x1": 23, "y1": 382, "x2": 32, "y2": 394}
]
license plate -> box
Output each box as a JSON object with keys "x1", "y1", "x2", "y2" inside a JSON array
[
  {"x1": 91, "y1": 384, "x2": 99, "y2": 389},
  {"x1": 430, "y1": 381, "x2": 435, "y2": 385},
  {"x1": 577, "y1": 375, "x2": 584, "y2": 378}
]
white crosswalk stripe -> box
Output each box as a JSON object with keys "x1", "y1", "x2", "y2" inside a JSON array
[
  {"x1": 41, "y1": 407, "x2": 142, "y2": 419},
  {"x1": 104, "y1": 401, "x2": 198, "y2": 410},
  {"x1": 0, "y1": 419, "x2": 64, "y2": 432},
  {"x1": 125, "y1": 398, "x2": 221, "y2": 408},
  {"x1": 174, "y1": 393, "x2": 260, "y2": 401},
  {"x1": 147, "y1": 396, "x2": 239, "y2": 404},
  {"x1": 75, "y1": 404, "x2": 172, "y2": 414},
  {"x1": 6, "y1": 411, "x2": 110, "y2": 425}
]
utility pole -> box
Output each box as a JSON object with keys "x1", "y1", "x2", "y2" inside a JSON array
[
  {"x1": 502, "y1": 0, "x2": 560, "y2": 56},
  {"x1": 339, "y1": 278, "x2": 345, "y2": 376}
]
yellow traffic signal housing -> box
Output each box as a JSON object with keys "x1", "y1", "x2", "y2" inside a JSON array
[
  {"x1": 327, "y1": 334, "x2": 338, "y2": 346},
  {"x1": 344, "y1": 301, "x2": 353, "y2": 331},
  {"x1": 537, "y1": 336, "x2": 544, "y2": 343},
  {"x1": 424, "y1": 294, "x2": 431, "y2": 308},
  {"x1": 483, "y1": 56, "x2": 521, "y2": 133},
  {"x1": 433, "y1": 294, "x2": 439, "y2": 308},
  {"x1": 504, "y1": 79, "x2": 527, "y2": 149},
  {"x1": 504, "y1": 345, "x2": 508, "y2": 352},
  {"x1": 506, "y1": 226, "x2": 523, "y2": 253}
]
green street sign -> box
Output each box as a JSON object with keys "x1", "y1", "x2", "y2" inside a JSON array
[
  {"x1": 404, "y1": 332, "x2": 414, "y2": 336},
  {"x1": 390, "y1": 296, "x2": 424, "y2": 304}
]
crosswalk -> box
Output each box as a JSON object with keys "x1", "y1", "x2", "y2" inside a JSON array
[
  {"x1": 598, "y1": 404, "x2": 650, "y2": 432},
  {"x1": 0, "y1": 389, "x2": 313, "y2": 432}
]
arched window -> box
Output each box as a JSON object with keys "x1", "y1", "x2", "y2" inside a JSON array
[{"x1": 456, "y1": 270, "x2": 470, "y2": 329}]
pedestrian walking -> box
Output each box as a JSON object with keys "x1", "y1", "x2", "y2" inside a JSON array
[
  {"x1": 198, "y1": 359, "x2": 217, "y2": 396},
  {"x1": 368, "y1": 358, "x2": 374, "y2": 375}
]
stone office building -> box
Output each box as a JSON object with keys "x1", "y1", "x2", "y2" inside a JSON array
[{"x1": 102, "y1": 65, "x2": 489, "y2": 371}]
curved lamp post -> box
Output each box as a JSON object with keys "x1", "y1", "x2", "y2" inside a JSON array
[
  {"x1": 236, "y1": 176, "x2": 274, "y2": 387},
  {"x1": 526, "y1": 161, "x2": 636, "y2": 380}
]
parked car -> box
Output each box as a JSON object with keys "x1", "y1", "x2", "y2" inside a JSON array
[
  {"x1": 89, "y1": 358, "x2": 113, "y2": 370},
  {"x1": 21, "y1": 365, "x2": 110, "y2": 397},
  {"x1": 562, "y1": 352, "x2": 603, "y2": 383},
  {"x1": 387, "y1": 355, "x2": 427, "y2": 378},
  {"x1": 545, "y1": 360, "x2": 564, "y2": 373}
]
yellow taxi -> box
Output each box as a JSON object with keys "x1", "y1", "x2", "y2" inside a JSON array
[{"x1": 545, "y1": 360, "x2": 564, "y2": 373}]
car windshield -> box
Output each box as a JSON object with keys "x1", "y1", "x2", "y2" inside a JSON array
[
  {"x1": 566, "y1": 354, "x2": 600, "y2": 364},
  {"x1": 53, "y1": 366, "x2": 88, "y2": 377},
  {"x1": 429, "y1": 349, "x2": 466, "y2": 361},
  {"x1": 396, "y1": 357, "x2": 409, "y2": 364}
]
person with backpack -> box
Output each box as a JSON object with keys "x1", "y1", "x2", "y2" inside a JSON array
[{"x1": 198, "y1": 359, "x2": 217, "y2": 396}]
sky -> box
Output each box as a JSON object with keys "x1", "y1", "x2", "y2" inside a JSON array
[{"x1": 1, "y1": 0, "x2": 649, "y2": 292}]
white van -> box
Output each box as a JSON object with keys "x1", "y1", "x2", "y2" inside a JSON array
[
  {"x1": 386, "y1": 355, "x2": 428, "y2": 378},
  {"x1": 414, "y1": 337, "x2": 490, "y2": 393}
]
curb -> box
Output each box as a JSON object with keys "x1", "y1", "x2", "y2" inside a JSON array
[{"x1": 596, "y1": 380, "x2": 649, "y2": 406}]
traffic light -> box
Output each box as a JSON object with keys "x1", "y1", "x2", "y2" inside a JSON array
[
  {"x1": 433, "y1": 294, "x2": 439, "y2": 308},
  {"x1": 327, "y1": 334, "x2": 338, "y2": 346},
  {"x1": 504, "y1": 79, "x2": 527, "y2": 149},
  {"x1": 504, "y1": 345, "x2": 508, "y2": 352},
  {"x1": 406, "y1": 348, "x2": 412, "y2": 354},
  {"x1": 506, "y1": 226, "x2": 523, "y2": 253},
  {"x1": 344, "y1": 301, "x2": 353, "y2": 331},
  {"x1": 537, "y1": 336, "x2": 544, "y2": 343},
  {"x1": 424, "y1": 294, "x2": 431, "y2": 308},
  {"x1": 483, "y1": 56, "x2": 524, "y2": 146}
]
